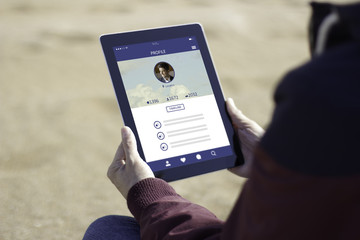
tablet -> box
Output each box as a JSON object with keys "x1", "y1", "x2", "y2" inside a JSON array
[{"x1": 100, "y1": 23, "x2": 243, "y2": 182}]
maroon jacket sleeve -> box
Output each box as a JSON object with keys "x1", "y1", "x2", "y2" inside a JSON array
[
  {"x1": 127, "y1": 146, "x2": 360, "y2": 240},
  {"x1": 222, "y1": 147, "x2": 360, "y2": 240},
  {"x1": 127, "y1": 178, "x2": 224, "y2": 240}
]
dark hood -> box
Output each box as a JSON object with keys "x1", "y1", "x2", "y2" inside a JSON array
[{"x1": 309, "y1": 1, "x2": 360, "y2": 57}]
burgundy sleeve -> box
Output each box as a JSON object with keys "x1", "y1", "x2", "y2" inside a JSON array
[
  {"x1": 221, "y1": 146, "x2": 360, "y2": 240},
  {"x1": 127, "y1": 148, "x2": 360, "y2": 240},
  {"x1": 127, "y1": 178, "x2": 224, "y2": 240}
]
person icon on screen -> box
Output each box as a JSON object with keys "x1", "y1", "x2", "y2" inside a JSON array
[{"x1": 155, "y1": 62, "x2": 174, "y2": 83}]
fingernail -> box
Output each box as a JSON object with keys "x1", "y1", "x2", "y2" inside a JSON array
[
  {"x1": 227, "y1": 98, "x2": 235, "y2": 107},
  {"x1": 121, "y1": 127, "x2": 129, "y2": 138}
]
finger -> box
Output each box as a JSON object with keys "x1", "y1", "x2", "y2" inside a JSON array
[
  {"x1": 109, "y1": 142, "x2": 126, "y2": 171},
  {"x1": 112, "y1": 142, "x2": 125, "y2": 161},
  {"x1": 226, "y1": 98, "x2": 251, "y2": 129},
  {"x1": 108, "y1": 142, "x2": 125, "y2": 180},
  {"x1": 227, "y1": 98, "x2": 244, "y2": 120},
  {"x1": 121, "y1": 126, "x2": 139, "y2": 165}
]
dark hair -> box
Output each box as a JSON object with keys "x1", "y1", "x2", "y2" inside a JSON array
[{"x1": 158, "y1": 62, "x2": 170, "y2": 71}]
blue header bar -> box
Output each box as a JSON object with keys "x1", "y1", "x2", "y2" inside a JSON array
[{"x1": 113, "y1": 36, "x2": 199, "y2": 61}]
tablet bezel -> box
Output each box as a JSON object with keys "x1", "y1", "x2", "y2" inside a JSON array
[{"x1": 100, "y1": 23, "x2": 243, "y2": 181}]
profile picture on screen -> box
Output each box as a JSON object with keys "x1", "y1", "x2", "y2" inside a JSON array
[{"x1": 154, "y1": 62, "x2": 175, "y2": 83}]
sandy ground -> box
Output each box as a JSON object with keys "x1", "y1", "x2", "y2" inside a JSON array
[{"x1": 0, "y1": 0, "x2": 351, "y2": 239}]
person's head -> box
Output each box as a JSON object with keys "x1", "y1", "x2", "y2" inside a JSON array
[
  {"x1": 308, "y1": 2, "x2": 360, "y2": 57},
  {"x1": 158, "y1": 63, "x2": 170, "y2": 79}
]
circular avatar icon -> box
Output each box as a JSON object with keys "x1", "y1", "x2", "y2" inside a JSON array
[{"x1": 154, "y1": 62, "x2": 175, "y2": 83}]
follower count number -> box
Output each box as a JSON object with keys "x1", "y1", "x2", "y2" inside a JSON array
[
  {"x1": 166, "y1": 95, "x2": 178, "y2": 101},
  {"x1": 147, "y1": 99, "x2": 159, "y2": 104},
  {"x1": 185, "y1": 92, "x2": 198, "y2": 98}
]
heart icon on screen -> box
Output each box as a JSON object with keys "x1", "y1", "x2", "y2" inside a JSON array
[{"x1": 180, "y1": 157, "x2": 186, "y2": 163}]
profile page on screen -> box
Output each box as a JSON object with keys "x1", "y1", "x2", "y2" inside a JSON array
[{"x1": 113, "y1": 36, "x2": 233, "y2": 172}]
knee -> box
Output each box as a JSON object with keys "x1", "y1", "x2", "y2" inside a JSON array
[
  {"x1": 83, "y1": 215, "x2": 140, "y2": 240},
  {"x1": 89, "y1": 215, "x2": 133, "y2": 227}
]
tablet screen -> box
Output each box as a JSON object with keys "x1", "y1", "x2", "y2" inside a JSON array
[{"x1": 112, "y1": 36, "x2": 234, "y2": 173}]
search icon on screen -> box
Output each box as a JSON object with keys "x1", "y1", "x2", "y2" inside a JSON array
[{"x1": 210, "y1": 150, "x2": 216, "y2": 156}]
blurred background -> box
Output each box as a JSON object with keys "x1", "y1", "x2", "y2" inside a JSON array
[{"x1": 0, "y1": 0, "x2": 351, "y2": 239}]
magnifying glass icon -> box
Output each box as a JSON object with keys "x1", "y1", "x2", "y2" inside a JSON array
[{"x1": 210, "y1": 150, "x2": 216, "y2": 156}]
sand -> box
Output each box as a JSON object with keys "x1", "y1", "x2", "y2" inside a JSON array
[{"x1": 0, "y1": 0, "x2": 351, "y2": 239}]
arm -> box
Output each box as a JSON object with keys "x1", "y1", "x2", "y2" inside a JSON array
[
  {"x1": 108, "y1": 127, "x2": 224, "y2": 240},
  {"x1": 107, "y1": 99, "x2": 264, "y2": 239},
  {"x1": 128, "y1": 178, "x2": 224, "y2": 240}
]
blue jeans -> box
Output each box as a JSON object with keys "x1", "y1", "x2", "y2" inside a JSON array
[{"x1": 83, "y1": 215, "x2": 140, "y2": 240}]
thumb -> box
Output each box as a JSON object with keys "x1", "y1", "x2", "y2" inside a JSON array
[
  {"x1": 121, "y1": 126, "x2": 139, "y2": 164},
  {"x1": 226, "y1": 98, "x2": 250, "y2": 128}
]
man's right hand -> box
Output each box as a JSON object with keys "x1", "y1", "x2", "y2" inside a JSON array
[{"x1": 226, "y1": 98, "x2": 265, "y2": 178}]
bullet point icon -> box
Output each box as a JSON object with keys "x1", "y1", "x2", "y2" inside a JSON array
[
  {"x1": 157, "y1": 132, "x2": 165, "y2": 140},
  {"x1": 154, "y1": 121, "x2": 162, "y2": 129},
  {"x1": 160, "y1": 143, "x2": 168, "y2": 151}
]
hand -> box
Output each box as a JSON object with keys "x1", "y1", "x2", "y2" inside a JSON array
[
  {"x1": 107, "y1": 126, "x2": 155, "y2": 199},
  {"x1": 226, "y1": 98, "x2": 265, "y2": 178}
]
